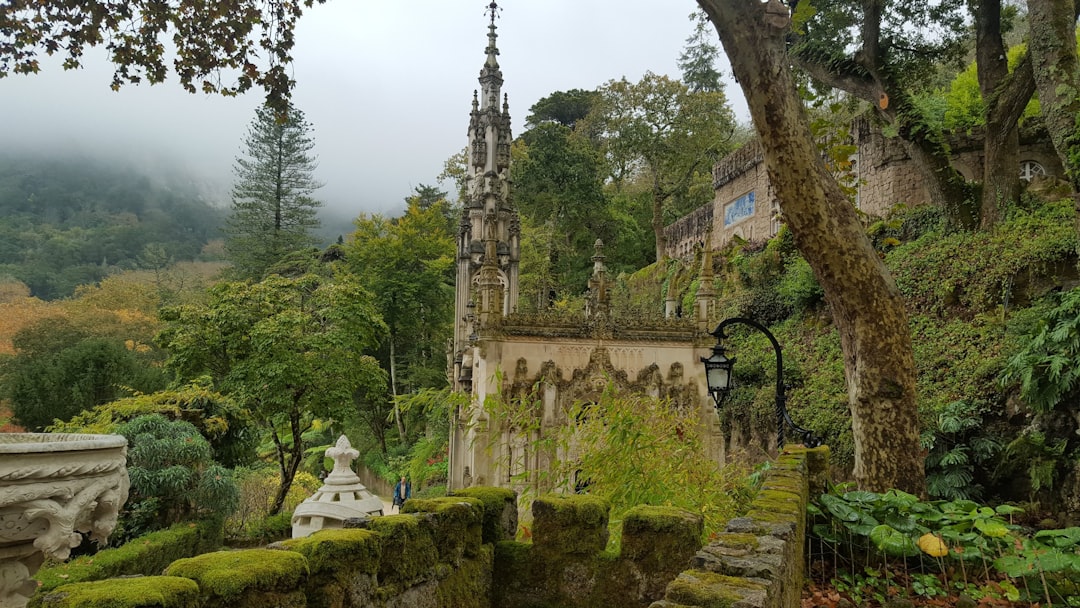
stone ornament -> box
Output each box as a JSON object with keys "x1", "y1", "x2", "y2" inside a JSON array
[
  {"x1": 291, "y1": 435, "x2": 384, "y2": 539},
  {"x1": 0, "y1": 433, "x2": 129, "y2": 608}
]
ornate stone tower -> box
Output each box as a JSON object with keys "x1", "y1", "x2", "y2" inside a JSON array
[{"x1": 453, "y1": 1, "x2": 520, "y2": 391}]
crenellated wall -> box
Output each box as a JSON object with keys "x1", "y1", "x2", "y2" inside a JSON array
[
  {"x1": 31, "y1": 450, "x2": 825, "y2": 608},
  {"x1": 650, "y1": 446, "x2": 829, "y2": 608}
]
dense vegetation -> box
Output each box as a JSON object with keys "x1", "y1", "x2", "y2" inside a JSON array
[{"x1": 0, "y1": 153, "x2": 226, "y2": 299}]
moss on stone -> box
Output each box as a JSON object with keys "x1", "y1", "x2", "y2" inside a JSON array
[
  {"x1": 450, "y1": 486, "x2": 518, "y2": 544},
  {"x1": 753, "y1": 489, "x2": 802, "y2": 512},
  {"x1": 281, "y1": 528, "x2": 380, "y2": 576},
  {"x1": 368, "y1": 514, "x2": 438, "y2": 586},
  {"x1": 713, "y1": 533, "x2": 759, "y2": 551},
  {"x1": 35, "y1": 519, "x2": 223, "y2": 593},
  {"x1": 403, "y1": 497, "x2": 484, "y2": 562},
  {"x1": 164, "y1": 549, "x2": 307, "y2": 604},
  {"x1": 665, "y1": 569, "x2": 766, "y2": 608},
  {"x1": 621, "y1": 505, "x2": 703, "y2": 563},
  {"x1": 532, "y1": 494, "x2": 610, "y2": 555},
  {"x1": 435, "y1": 544, "x2": 492, "y2": 608},
  {"x1": 34, "y1": 576, "x2": 200, "y2": 608}
]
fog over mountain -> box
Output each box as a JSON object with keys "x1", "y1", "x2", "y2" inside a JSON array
[{"x1": 1, "y1": 0, "x2": 747, "y2": 218}]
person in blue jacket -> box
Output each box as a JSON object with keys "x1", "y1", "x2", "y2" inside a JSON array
[{"x1": 392, "y1": 475, "x2": 411, "y2": 512}]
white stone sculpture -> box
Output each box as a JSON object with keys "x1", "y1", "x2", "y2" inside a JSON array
[
  {"x1": 0, "y1": 433, "x2": 129, "y2": 608},
  {"x1": 291, "y1": 435, "x2": 384, "y2": 538}
]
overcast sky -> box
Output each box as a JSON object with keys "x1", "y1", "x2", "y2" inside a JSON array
[{"x1": 1, "y1": 1, "x2": 748, "y2": 218}]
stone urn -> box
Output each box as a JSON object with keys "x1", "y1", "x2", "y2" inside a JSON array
[{"x1": 0, "y1": 433, "x2": 129, "y2": 608}]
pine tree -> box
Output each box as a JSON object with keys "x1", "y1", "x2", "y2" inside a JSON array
[
  {"x1": 225, "y1": 103, "x2": 323, "y2": 280},
  {"x1": 678, "y1": 9, "x2": 724, "y2": 93}
]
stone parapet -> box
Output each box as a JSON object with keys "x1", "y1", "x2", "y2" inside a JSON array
[
  {"x1": 494, "y1": 494, "x2": 704, "y2": 608},
  {"x1": 650, "y1": 446, "x2": 829, "y2": 608}
]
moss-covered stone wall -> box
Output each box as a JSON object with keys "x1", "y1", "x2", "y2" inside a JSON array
[
  {"x1": 649, "y1": 446, "x2": 829, "y2": 608},
  {"x1": 31, "y1": 482, "x2": 746, "y2": 608},
  {"x1": 493, "y1": 495, "x2": 705, "y2": 608}
]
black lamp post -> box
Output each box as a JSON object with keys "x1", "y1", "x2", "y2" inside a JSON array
[{"x1": 700, "y1": 317, "x2": 823, "y2": 449}]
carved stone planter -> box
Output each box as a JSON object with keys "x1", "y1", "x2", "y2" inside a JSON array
[{"x1": 0, "y1": 433, "x2": 129, "y2": 608}]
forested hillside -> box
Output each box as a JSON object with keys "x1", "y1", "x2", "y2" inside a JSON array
[{"x1": 0, "y1": 153, "x2": 226, "y2": 299}]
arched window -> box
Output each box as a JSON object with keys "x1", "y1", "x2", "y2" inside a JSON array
[{"x1": 1020, "y1": 160, "x2": 1046, "y2": 182}]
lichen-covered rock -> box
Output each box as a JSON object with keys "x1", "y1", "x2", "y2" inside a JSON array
[
  {"x1": 450, "y1": 486, "x2": 518, "y2": 543},
  {"x1": 532, "y1": 494, "x2": 610, "y2": 556},
  {"x1": 164, "y1": 549, "x2": 308, "y2": 608},
  {"x1": 34, "y1": 576, "x2": 200, "y2": 608},
  {"x1": 403, "y1": 496, "x2": 484, "y2": 563},
  {"x1": 367, "y1": 514, "x2": 438, "y2": 590}
]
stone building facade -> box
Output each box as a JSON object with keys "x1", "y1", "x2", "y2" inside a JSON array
[
  {"x1": 448, "y1": 6, "x2": 722, "y2": 494},
  {"x1": 665, "y1": 121, "x2": 1063, "y2": 258}
]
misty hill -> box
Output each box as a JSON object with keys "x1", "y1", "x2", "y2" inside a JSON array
[{"x1": 0, "y1": 153, "x2": 226, "y2": 299}]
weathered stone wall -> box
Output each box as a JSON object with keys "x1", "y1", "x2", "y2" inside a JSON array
[
  {"x1": 493, "y1": 495, "x2": 704, "y2": 608},
  {"x1": 665, "y1": 124, "x2": 1064, "y2": 257},
  {"x1": 32, "y1": 489, "x2": 519, "y2": 608},
  {"x1": 650, "y1": 446, "x2": 828, "y2": 608}
]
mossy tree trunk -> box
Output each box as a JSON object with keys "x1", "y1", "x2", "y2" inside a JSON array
[
  {"x1": 698, "y1": 0, "x2": 925, "y2": 494},
  {"x1": 1027, "y1": 0, "x2": 1080, "y2": 244},
  {"x1": 975, "y1": 0, "x2": 1036, "y2": 228}
]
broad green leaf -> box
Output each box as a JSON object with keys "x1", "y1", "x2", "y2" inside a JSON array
[{"x1": 869, "y1": 524, "x2": 919, "y2": 557}]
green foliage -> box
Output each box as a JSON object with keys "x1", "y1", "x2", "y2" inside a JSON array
[
  {"x1": 48, "y1": 380, "x2": 255, "y2": 468},
  {"x1": 1001, "y1": 286, "x2": 1080, "y2": 412},
  {"x1": 225, "y1": 467, "x2": 319, "y2": 544},
  {"x1": 4, "y1": 318, "x2": 166, "y2": 430},
  {"x1": 158, "y1": 271, "x2": 388, "y2": 513},
  {"x1": 35, "y1": 519, "x2": 224, "y2": 594},
  {"x1": 525, "y1": 89, "x2": 600, "y2": 129},
  {"x1": 678, "y1": 9, "x2": 724, "y2": 93},
  {"x1": 225, "y1": 103, "x2": 322, "y2": 281},
  {"x1": 117, "y1": 414, "x2": 238, "y2": 534},
  {"x1": 809, "y1": 488, "x2": 1080, "y2": 604},
  {"x1": 996, "y1": 431, "x2": 1069, "y2": 499},
  {"x1": 483, "y1": 383, "x2": 752, "y2": 537},
  {"x1": 0, "y1": 0, "x2": 323, "y2": 112},
  {"x1": 889, "y1": 200, "x2": 1078, "y2": 316},
  {"x1": 0, "y1": 153, "x2": 225, "y2": 300},
  {"x1": 943, "y1": 44, "x2": 1043, "y2": 131},
  {"x1": 921, "y1": 401, "x2": 1001, "y2": 500},
  {"x1": 776, "y1": 257, "x2": 824, "y2": 316}
]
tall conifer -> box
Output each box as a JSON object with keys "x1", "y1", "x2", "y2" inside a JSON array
[{"x1": 225, "y1": 104, "x2": 322, "y2": 280}]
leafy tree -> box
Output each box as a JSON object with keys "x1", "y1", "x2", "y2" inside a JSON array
[
  {"x1": 225, "y1": 103, "x2": 323, "y2": 280},
  {"x1": 525, "y1": 89, "x2": 600, "y2": 129},
  {"x1": 117, "y1": 414, "x2": 238, "y2": 534},
  {"x1": 789, "y1": 0, "x2": 980, "y2": 228},
  {"x1": 585, "y1": 72, "x2": 736, "y2": 261},
  {"x1": 346, "y1": 194, "x2": 455, "y2": 444},
  {"x1": 158, "y1": 272, "x2": 387, "y2": 514},
  {"x1": 49, "y1": 380, "x2": 256, "y2": 469},
  {"x1": 679, "y1": 9, "x2": 725, "y2": 93},
  {"x1": 511, "y1": 122, "x2": 613, "y2": 300},
  {"x1": 4, "y1": 318, "x2": 166, "y2": 430},
  {"x1": 0, "y1": 0, "x2": 323, "y2": 111},
  {"x1": 698, "y1": 0, "x2": 925, "y2": 493}
]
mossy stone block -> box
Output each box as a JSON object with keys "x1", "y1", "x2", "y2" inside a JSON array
[
  {"x1": 450, "y1": 486, "x2": 518, "y2": 543},
  {"x1": 665, "y1": 569, "x2": 766, "y2": 608},
  {"x1": 34, "y1": 576, "x2": 200, "y2": 608},
  {"x1": 403, "y1": 496, "x2": 484, "y2": 562},
  {"x1": 281, "y1": 528, "x2": 381, "y2": 576},
  {"x1": 532, "y1": 494, "x2": 610, "y2": 555},
  {"x1": 164, "y1": 548, "x2": 308, "y2": 607},
  {"x1": 367, "y1": 514, "x2": 438, "y2": 587},
  {"x1": 621, "y1": 505, "x2": 703, "y2": 563},
  {"x1": 435, "y1": 544, "x2": 493, "y2": 608}
]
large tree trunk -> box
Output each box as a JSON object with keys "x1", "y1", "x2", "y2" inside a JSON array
[
  {"x1": 1027, "y1": 0, "x2": 1080, "y2": 241},
  {"x1": 975, "y1": 0, "x2": 1036, "y2": 228},
  {"x1": 699, "y1": 0, "x2": 925, "y2": 494}
]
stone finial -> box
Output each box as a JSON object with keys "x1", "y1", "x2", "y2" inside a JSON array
[{"x1": 324, "y1": 435, "x2": 360, "y2": 486}]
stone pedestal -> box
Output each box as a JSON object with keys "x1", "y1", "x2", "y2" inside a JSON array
[
  {"x1": 291, "y1": 436, "x2": 384, "y2": 538},
  {"x1": 0, "y1": 433, "x2": 129, "y2": 608}
]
